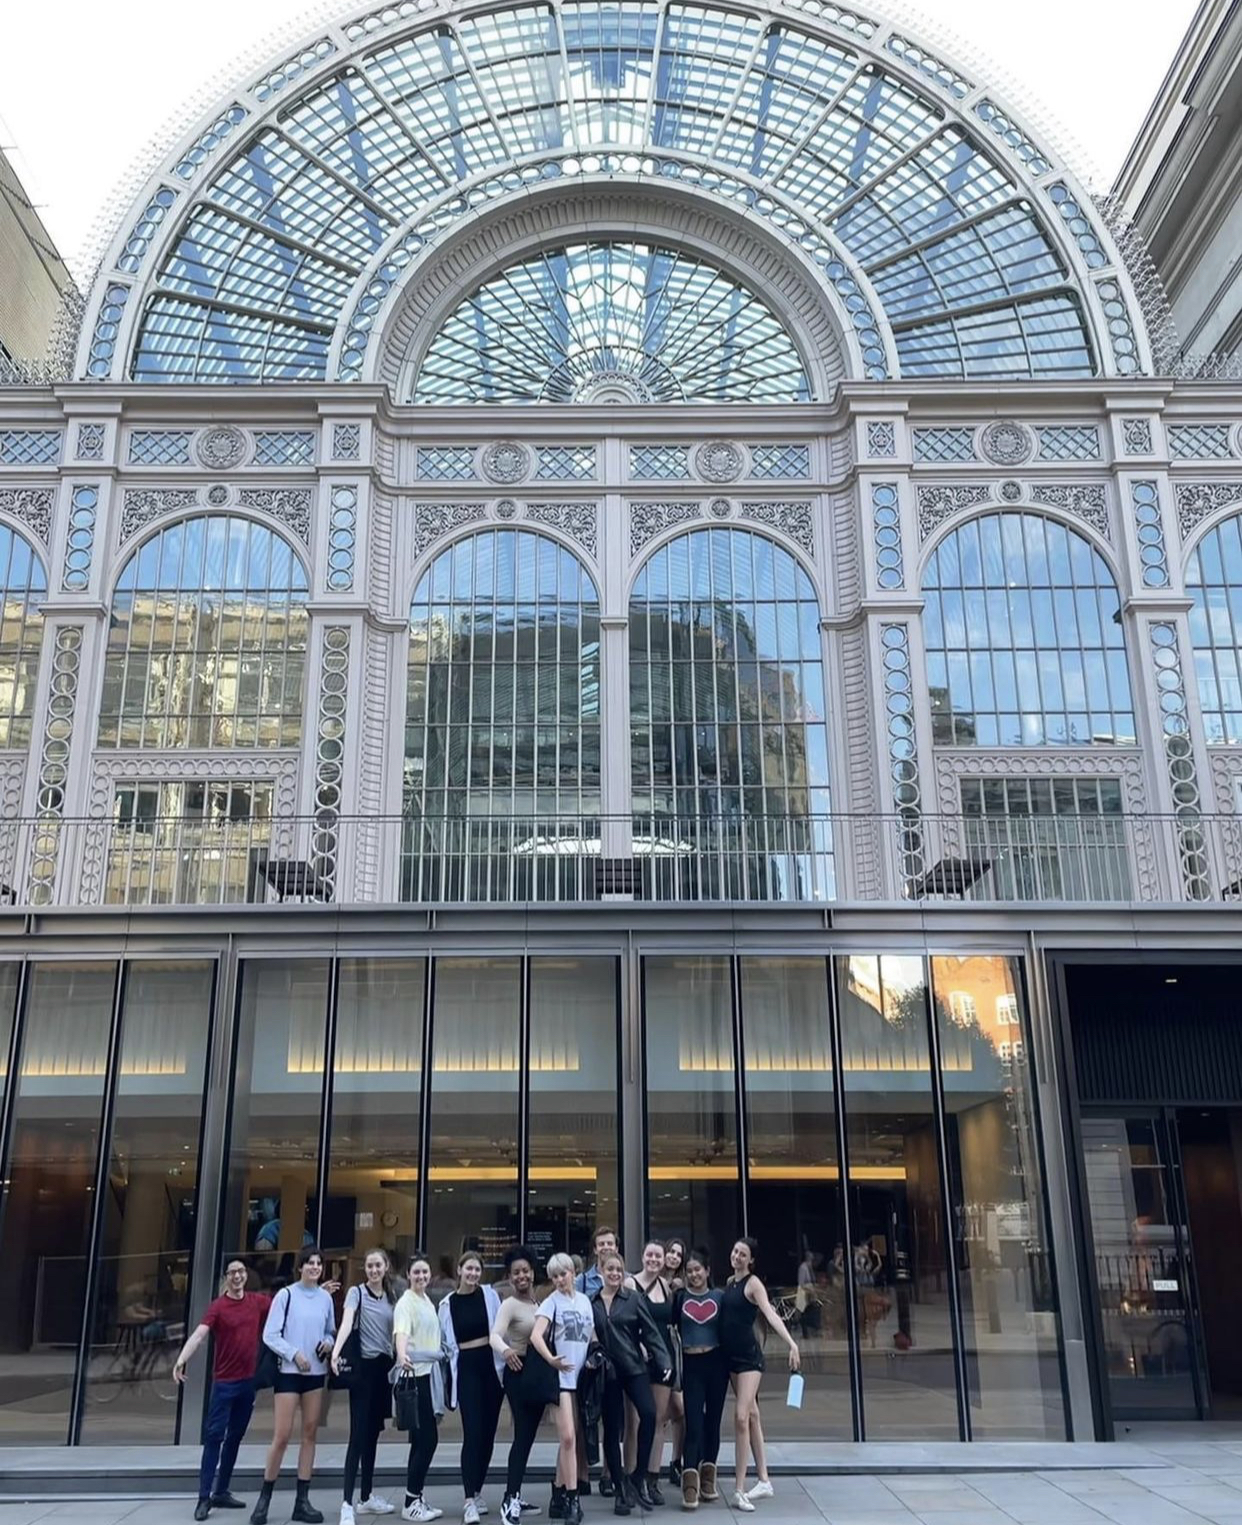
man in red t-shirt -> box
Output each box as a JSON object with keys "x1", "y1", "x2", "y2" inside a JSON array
[{"x1": 175, "y1": 1259, "x2": 272, "y2": 1520}]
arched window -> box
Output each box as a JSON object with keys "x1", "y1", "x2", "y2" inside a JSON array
[
  {"x1": 923, "y1": 512, "x2": 1134, "y2": 746},
  {"x1": 404, "y1": 529, "x2": 601, "y2": 819},
  {"x1": 98, "y1": 515, "x2": 309, "y2": 748},
  {"x1": 0, "y1": 523, "x2": 46, "y2": 748},
  {"x1": 1187, "y1": 511, "x2": 1242, "y2": 743},
  {"x1": 630, "y1": 527, "x2": 830, "y2": 819}
]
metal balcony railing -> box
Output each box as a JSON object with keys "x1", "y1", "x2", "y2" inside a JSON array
[{"x1": 0, "y1": 810, "x2": 1240, "y2": 909}]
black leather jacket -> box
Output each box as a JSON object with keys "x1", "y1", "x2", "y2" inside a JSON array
[{"x1": 591, "y1": 1286, "x2": 672, "y2": 1380}]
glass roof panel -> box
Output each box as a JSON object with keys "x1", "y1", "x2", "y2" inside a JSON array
[
  {"x1": 412, "y1": 239, "x2": 809, "y2": 403},
  {"x1": 125, "y1": 0, "x2": 1109, "y2": 385}
]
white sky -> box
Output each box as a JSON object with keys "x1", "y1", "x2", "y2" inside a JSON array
[{"x1": 0, "y1": 0, "x2": 1199, "y2": 281}]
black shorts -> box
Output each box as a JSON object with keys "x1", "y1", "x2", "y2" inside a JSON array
[
  {"x1": 727, "y1": 1348, "x2": 765, "y2": 1375},
  {"x1": 274, "y1": 1372, "x2": 326, "y2": 1395}
]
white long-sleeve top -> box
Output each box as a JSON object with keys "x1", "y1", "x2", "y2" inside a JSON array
[{"x1": 263, "y1": 1282, "x2": 336, "y2": 1375}]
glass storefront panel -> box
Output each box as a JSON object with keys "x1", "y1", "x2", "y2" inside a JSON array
[
  {"x1": 837, "y1": 955, "x2": 960, "y2": 1439},
  {"x1": 80, "y1": 961, "x2": 215, "y2": 1442},
  {"x1": 741, "y1": 956, "x2": 850, "y2": 1437},
  {"x1": 222, "y1": 960, "x2": 330, "y2": 1284},
  {"x1": 933, "y1": 955, "x2": 1065, "y2": 1438},
  {"x1": 527, "y1": 957, "x2": 619, "y2": 1267},
  {"x1": 424, "y1": 958, "x2": 521, "y2": 1282},
  {"x1": 0, "y1": 962, "x2": 115, "y2": 1441},
  {"x1": 321, "y1": 958, "x2": 426, "y2": 1280},
  {"x1": 645, "y1": 956, "x2": 739, "y2": 1266}
]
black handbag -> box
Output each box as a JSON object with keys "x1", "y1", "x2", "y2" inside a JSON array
[
  {"x1": 330, "y1": 1286, "x2": 364, "y2": 1390},
  {"x1": 394, "y1": 1371, "x2": 422, "y2": 1431},
  {"x1": 525, "y1": 1308, "x2": 562, "y2": 1407},
  {"x1": 254, "y1": 1288, "x2": 291, "y2": 1391}
]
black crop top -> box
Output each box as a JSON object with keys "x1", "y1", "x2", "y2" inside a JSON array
[{"x1": 449, "y1": 1289, "x2": 490, "y2": 1343}]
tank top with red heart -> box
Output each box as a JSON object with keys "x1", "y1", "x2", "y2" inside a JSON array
[{"x1": 675, "y1": 1287, "x2": 724, "y2": 1352}]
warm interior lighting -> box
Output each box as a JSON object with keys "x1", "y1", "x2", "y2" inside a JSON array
[{"x1": 648, "y1": 1164, "x2": 906, "y2": 1182}]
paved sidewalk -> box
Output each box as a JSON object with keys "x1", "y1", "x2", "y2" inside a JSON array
[{"x1": 5, "y1": 1437, "x2": 1242, "y2": 1525}]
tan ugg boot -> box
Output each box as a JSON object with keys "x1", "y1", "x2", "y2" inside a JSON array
[
  {"x1": 681, "y1": 1470, "x2": 700, "y2": 1511},
  {"x1": 698, "y1": 1465, "x2": 717, "y2": 1504}
]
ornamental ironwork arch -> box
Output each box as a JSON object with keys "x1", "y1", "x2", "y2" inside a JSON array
[{"x1": 79, "y1": 0, "x2": 1150, "y2": 388}]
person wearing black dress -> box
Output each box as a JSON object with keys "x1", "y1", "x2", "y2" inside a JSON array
[{"x1": 591, "y1": 1254, "x2": 672, "y2": 1515}]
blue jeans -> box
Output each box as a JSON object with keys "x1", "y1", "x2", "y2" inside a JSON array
[{"x1": 200, "y1": 1378, "x2": 257, "y2": 1499}]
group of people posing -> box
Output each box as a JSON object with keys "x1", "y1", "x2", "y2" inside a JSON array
[{"x1": 173, "y1": 1233, "x2": 800, "y2": 1525}]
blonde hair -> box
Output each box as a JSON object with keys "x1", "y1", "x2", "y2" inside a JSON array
[{"x1": 547, "y1": 1252, "x2": 575, "y2": 1278}]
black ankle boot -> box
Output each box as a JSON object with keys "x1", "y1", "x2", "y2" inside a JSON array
[
  {"x1": 292, "y1": 1482, "x2": 324, "y2": 1524},
  {"x1": 631, "y1": 1475, "x2": 655, "y2": 1512},
  {"x1": 646, "y1": 1475, "x2": 666, "y2": 1508},
  {"x1": 250, "y1": 1482, "x2": 274, "y2": 1525},
  {"x1": 549, "y1": 1486, "x2": 566, "y2": 1521}
]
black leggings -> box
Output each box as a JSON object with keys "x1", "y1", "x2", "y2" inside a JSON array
[
  {"x1": 457, "y1": 1346, "x2": 503, "y2": 1497},
  {"x1": 504, "y1": 1374, "x2": 545, "y2": 1497},
  {"x1": 344, "y1": 1356, "x2": 392, "y2": 1502},
  {"x1": 602, "y1": 1370, "x2": 655, "y2": 1484},
  {"x1": 681, "y1": 1350, "x2": 728, "y2": 1470},
  {"x1": 405, "y1": 1375, "x2": 440, "y2": 1500}
]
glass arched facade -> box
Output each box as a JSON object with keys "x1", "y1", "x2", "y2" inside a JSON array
[
  {"x1": 0, "y1": 524, "x2": 46, "y2": 749},
  {"x1": 630, "y1": 526, "x2": 832, "y2": 897},
  {"x1": 1187, "y1": 511, "x2": 1242, "y2": 744},
  {"x1": 412, "y1": 239, "x2": 810, "y2": 404},
  {"x1": 111, "y1": 0, "x2": 1122, "y2": 386},
  {"x1": 97, "y1": 515, "x2": 309, "y2": 749},
  {"x1": 403, "y1": 529, "x2": 601, "y2": 897},
  {"x1": 923, "y1": 512, "x2": 1135, "y2": 746}
]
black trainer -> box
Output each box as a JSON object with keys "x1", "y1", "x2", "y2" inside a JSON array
[{"x1": 212, "y1": 1496, "x2": 247, "y2": 1510}]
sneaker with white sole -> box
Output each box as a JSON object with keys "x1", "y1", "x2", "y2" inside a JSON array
[
  {"x1": 359, "y1": 1502, "x2": 396, "y2": 1517},
  {"x1": 517, "y1": 1504, "x2": 539, "y2": 1517},
  {"x1": 464, "y1": 1504, "x2": 480, "y2": 1525},
  {"x1": 474, "y1": 1504, "x2": 489, "y2": 1519},
  {"x1": 402, "y1": 1503, "x2": 441, "y2": 1524},
  {"x1": 341, "y1": 1505, "x2": 356, "y2": 1525},
  {"x1": 501, "y1": 1497, "x2": 521, "y2": 1525},
  {"x1": 731, "y1": 1493, "x2": 754, "y2": 1513},
  {"x1": 744, "y1": 1483, "x2": 773, "y2": 1502}
]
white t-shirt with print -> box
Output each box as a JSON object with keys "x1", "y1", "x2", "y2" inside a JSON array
[{"x1": 536, "y1": 1289, "x2": 594, "y2": 1390}]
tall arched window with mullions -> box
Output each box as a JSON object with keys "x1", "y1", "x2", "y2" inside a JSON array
[
  {"x1": 922, "y1": 511, "x2": 1134, "y2": 746},
  {"x1": 403, "y1": 528, "x2": 602, "y2": 899},
  {"x1": 1187, "y1": 510, "x2": 1242, "y2": 743},
  {"x1": 629, "y1": 526, "x2": 832, "y2": 899},
  {"x1": 0, "y1": 523, "x2": 46, "y2": 749},
  {"x1": 98, "y1": 514, "x2": 309, "y2": 749}
]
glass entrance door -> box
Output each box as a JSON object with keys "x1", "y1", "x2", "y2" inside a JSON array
[{"x1": 1081, "y1": 1113, "x2": 1205, "y2": 1419}]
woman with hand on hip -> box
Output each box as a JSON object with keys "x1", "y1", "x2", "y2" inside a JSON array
[
  {"x1": 252, "y1": 1246, "x2": 337, "y2": 1525},
  {"x1": 332, "y1": 1249, "x2": 399, "y2": 1525},
  {"x1": 394, "y1": 1254, "x2": 447, "y2": 1525},
  {"x1": 719, "y1": 1239, "x2": 798, "y2": 1513},
  {"x1": 632, "y1": 1242, "x2": 680, "y2": 1505},
  {"x1": 529, "y1": 1254, "x2": 595, "y2": 1525},
  {"x1": 489, "y1": 1246, "x2": 545, "y2": 1525}
]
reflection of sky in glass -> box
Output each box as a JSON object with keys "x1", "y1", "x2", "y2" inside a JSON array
[
  {"x1": 128, "y1": 1, "x2": 1100, "y2": 384},
  {"x1": 1187, "y1": 513, "x2": 1242, "y2": 744}
]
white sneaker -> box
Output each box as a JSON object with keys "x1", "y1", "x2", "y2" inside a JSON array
[
  {"x1": 744, "y1": 1483, "x2": 773, "y2": 1502},
  {"x1": 474, "y1": 1504, "x2": 489, "y2": 1519},
  {"x1": 731, "y1": 1493, "x2": 755, "y2": 1513},
  {"x1": 402, "y1": 1501, "x2": 441, "y2": 1523},
  {"x1": 501, "y1": 1498, "x2": 521, "y2": 1525},
  {"x1": 517, "y1": 1501, "x2": 539, "y2": 1516},
  {"x1": 342, "y1": 1505, "x2": 356, "y2": 1525},
  {"x1": 359, "y1": 1502, "x2": 396, "y2": 1517},
  {"x1": 464, "y1": 1504, "x2": 481, "y2": 1525}
]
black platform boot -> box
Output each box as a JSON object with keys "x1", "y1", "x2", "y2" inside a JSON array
[
  {"x1": 292, "y1": 1481, "x2": 324, "y2": 1524},
  {"x1": 250, "y1": 1482, "x2": 275, "y2": 1525}
]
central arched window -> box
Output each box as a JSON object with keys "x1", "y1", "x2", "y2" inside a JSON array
[
  {"x1": 0, "y1": 524, "x2": 46, "y2": 748},
  {"x1": 404, "y1": 528, "x2": 602, "y2": 819},
  {"x1": 1187, "y1": 510, "x2": 1242, "y2": 743},
  {"x1": 412, "y1": 240, "x2": 811, "y2": 404},
  {"x1": 98, "y1": 515, "x2": 309, "y2": 748},
  {"x1": 630, "y1": 526, "x2": 830, "y2": 816},
  {"x1": 923, "y1": 511, "x2": 1133, "y2": 746}
]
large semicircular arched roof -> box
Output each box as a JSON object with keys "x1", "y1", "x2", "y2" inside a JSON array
[{"x1": 79, "y1": 0, "x2": 1150, "y2": 389}]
